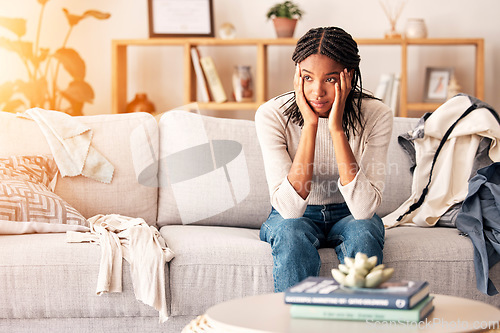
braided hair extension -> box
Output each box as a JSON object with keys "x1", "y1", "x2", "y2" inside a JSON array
[{"x1": 282, "y1": 26, "x2": 377, "y2": 139}]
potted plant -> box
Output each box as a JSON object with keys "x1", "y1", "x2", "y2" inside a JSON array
[
  {"x1": 266, "y1": 1, "x2": 304, "y2": 38},
  {"x1": 0, "y1": 0, "x2": 110, "y2": 116}
]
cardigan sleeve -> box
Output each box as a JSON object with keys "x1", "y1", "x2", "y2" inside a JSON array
[
  {"x1": 255, "y1": 100, "x2": 309, "y2": 219},
  {"x1": 338, "y1": 102, "x2": 393, "y2": 220}
]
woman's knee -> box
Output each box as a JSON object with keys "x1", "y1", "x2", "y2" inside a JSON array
[{"x1": 269, "y1": 217, "x2": 321, "y2": 249}]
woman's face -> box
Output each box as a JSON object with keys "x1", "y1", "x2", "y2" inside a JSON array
[{"x1": 298, "y1": 54, "x2": 345, "y2": 118}]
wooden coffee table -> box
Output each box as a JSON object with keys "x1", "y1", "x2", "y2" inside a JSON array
[{"x1": 193, "y1": 292, "x2": 500, "y2": 333}]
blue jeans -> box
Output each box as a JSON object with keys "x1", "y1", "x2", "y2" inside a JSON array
[{"x1": 260, "y1": 203, "x2": 385, "y2": 292}]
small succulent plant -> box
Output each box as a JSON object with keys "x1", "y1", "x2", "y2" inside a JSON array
[{"x1": 331, "y1": 252, "x2": 394, "y2": 288}]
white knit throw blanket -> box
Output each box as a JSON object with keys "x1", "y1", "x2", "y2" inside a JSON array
[
  {"x1": 67, "y1": 214, "x2": 175, "y2": 323},
  {"x1": 19, "y1": 108, "x2": 114, "y2": 184}
]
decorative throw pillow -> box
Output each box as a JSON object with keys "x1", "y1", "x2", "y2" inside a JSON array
[{"x1": 0, "y1": 155, "x2": 88, "y2": 226}]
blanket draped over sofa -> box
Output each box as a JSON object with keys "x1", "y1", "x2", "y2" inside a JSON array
[{"x1": 67, "y1": 214, "x2": 175, "y2": 322}]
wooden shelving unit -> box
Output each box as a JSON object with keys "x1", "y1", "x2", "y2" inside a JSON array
[{"x1": 112, "y1": 37, "x2": 484, "y2": 117}]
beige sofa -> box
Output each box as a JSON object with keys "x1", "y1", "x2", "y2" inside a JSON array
[{"x1": 0, "y1": 109, "x2": 499, "y2": 333}]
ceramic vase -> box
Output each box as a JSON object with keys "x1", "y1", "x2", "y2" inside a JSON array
[
  {"x1": 232, "y1": 66, "x2": 253, "y2": 102},
  {"x1": 126, "y1": 93, "x2": 156, "y2": 113},
  {"x1": 405, "y1": 18, "x2": 428, "y2": 39}
]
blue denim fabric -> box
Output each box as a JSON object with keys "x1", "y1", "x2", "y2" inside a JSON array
[{"x1": 260, "y1": 203, "x2": 385, "y2": 292}]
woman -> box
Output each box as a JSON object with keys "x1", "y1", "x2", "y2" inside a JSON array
[{"x1": 255, "y1": 26, "x2": 393, "y2": 292}]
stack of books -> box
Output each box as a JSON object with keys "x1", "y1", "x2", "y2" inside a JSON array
[{"x1": 284, "y1": 276, "x2": 434, "y2": 322}]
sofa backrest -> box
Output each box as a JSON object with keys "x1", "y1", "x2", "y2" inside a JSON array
[
  {"x1": 377, "y1": 117, "x2": 419, "y2": 217},
  {"x1": 0, "y1": 111, "x2": 159, "y2": 225},
  {"x1": 156, "y1": 110, "x2": 419, "y2": 228},
  {"x1": 157, "y1": 110, "x2": 271, "y2": 228}
]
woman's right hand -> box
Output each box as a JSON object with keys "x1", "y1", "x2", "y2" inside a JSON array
[{"x1": 294, "y1": 64, "x2": 319, "y2": 127}]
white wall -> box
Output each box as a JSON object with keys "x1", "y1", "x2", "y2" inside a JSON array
[{"x1": 0, "y1": 0, "x2": 499, "y2": 118}]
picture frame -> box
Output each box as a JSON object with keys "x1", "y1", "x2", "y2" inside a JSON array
[
  {"x1": 148, "y1": 0, "x2": 214, "y2": 38},
  {"x1": 423, "y1": 67, "x2": 454, "y2": 103}
]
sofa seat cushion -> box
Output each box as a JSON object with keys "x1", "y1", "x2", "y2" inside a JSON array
[
  {"x1": 384, "y1": 226, "x2": 500, "y2": 306},
  {"x1": 160, "y1": 225, "x2": 338, "y2": 316},
  {"x1": 0, "y1": 233, "x2": 164, "y2": 320}
]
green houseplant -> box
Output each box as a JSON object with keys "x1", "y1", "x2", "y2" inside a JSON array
[
  {"x1": 266, "y1": 1, "x2": 304, "y2": 38},
  {"x1": 0, "y1": 0, "x2": 110, "y2": 116}
]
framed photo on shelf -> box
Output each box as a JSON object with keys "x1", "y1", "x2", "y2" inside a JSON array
[
  {"x1": 148, "y1": 0, "x2": 214, "y2": 37},
  {"x1": 423, "y1": 67, "x2": 454, "y2": 103}
]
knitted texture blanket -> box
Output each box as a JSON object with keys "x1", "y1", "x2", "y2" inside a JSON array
[
  {"x1": 20, "y1": 108, "x2": 114, "y2": 183},
  {"x1": 67, "y1": 214, "x2": 175, "y2": 323}
]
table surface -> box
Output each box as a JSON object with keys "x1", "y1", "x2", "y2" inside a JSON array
[{"x1": 204, "y1": 292, "x2": 500, "y2": 333}]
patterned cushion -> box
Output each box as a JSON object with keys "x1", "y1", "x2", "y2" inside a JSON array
[{"x1": 0, "y1": 156, "x2": 87, "y2": 226}]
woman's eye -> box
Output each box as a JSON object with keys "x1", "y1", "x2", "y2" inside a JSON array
[
  {"x1": 302, "y1": 75, "x2": 312, "y2": 81},
  {"x1": 326, "y1": 77, "x2": 337, "y2": 83}
]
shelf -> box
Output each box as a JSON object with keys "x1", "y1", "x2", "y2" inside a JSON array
[
  {"x1": 112, "y1": 37, "x2": 484, "y2": 117},
  {"x1": 194, "y1": 102, "x2": 261, "y2": 111},
  {"x1": 407, "y1": 103, "x2": 443, "y2": 112}
]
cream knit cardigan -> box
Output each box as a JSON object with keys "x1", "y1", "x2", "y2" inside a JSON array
[
  {"x1": 383, "y1": 95, "x2": 500, "y2": 228},
  {"x1": 255, "y1": 94, "x2": 393, "y2": 220},
  {"x1": 67, "y1": 214, "x2": 175, "y2": 323}
]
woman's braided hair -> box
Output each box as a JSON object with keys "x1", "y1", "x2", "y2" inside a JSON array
[{"x1": 282, "y1": 26, "x2": 375, "y2": 139}]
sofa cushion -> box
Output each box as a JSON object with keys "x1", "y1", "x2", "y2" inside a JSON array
[
  {"x1": 0, "y1": 155, "x2": 87, "y2": 227},
  {"x1": 384, "y1": 226, "x2": 500, "y2": 306},
  {"x1": 0, "y1": 111, "x2": 159, "y2": 225},
  {"x1": 377, "y1": 117, "x2": 419, "y2": 218},
  {"x1": 157, "y1": 111, "x2": 271, "y2": 228},
  {"x1": 160, "y1": 225, "x2": 338, "y2": 316},
  {"x1": 0, "y1": 233, "x2": 164, "y2": 320}
]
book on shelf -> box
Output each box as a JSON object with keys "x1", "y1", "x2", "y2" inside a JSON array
[
  {"x1": 389, "y1": 73, "x2": 401, "y2": 116},
  {"x1": 284, "y1": 276, "x2": 430, "y2": 310},
  {"x1": 199, "y1": 56, "x2": 227, "y2": 103},
  {"x1": 375, "y1": 73, "x2": 401, "y2": 116},
  {"x1": 375, "y1": 73, "x2": 394, "y2": 104},
  {"x1": 290, "y1": 295, "x2": 434, "y2": 322},
  {"x1": 190, "y1": 46, "x2": 211, "y2": 103}
]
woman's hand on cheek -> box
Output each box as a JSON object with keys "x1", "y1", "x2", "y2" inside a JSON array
[
  {"x1": 294, "y1": 64, "x2": 318, "y2": 127},
  {"x1": 329, "y1": 69, "x2": 353, "y2": 132}
]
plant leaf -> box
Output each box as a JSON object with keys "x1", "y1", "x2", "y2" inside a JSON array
[
  {"x1": 16, "y1": 78, "x2": 48, "y2": 108},
  {"x1": 62, "y1": 8, "x2": 82, "y2": 26},
  {"x1": 53, "y1": 48, "x2": 86, "y2": 80},
  {"x1": 61, "y1": 80, "x2": 94, "y2": 104},
  {"x1": 62, "y1": 8, "x2": 110, "y2": 27},
  {"x1": 32, "y1": 47, "x2": 50, "y2": 68},
  {"x1": 0, "y1": 81, "x2": 15, "y2": 103},
  {"x1": 0, "y1": 17, "x2": 26, "y2": 38},
  {"x1": 3, "y1": 99, "x2": 25, "y2": 112},
  {"x1": 0, "y1": 37, "x2": 33, "y2": 61},
  {"x1": 83, "y1": 10, "x2": 111, "y2": 20}
]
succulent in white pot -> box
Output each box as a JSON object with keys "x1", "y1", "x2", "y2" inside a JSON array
[{"x1": 331, "y1": 252, "x2": 395, "y2": 288}]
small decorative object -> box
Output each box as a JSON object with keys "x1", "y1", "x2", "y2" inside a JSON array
[
  {"x1": 148, "y1": 0, "x2": 214, "y2": 37},
  {"x1": 379, "y1": 0, "x2": 408, "y2": 39},
  {"x1": 447, "y1": 75, "x2": 461, "y2": 100},
  {"x1": 126, "y1": 93, "x2": 156, "y2": 113},
  {"x1": 219, "y1": 22, "x2": 236, "y2": 39},
  {"x1": 0, "y1": 1, "x2": 110, "y2": 115},
  {"x1": 424, "y1": 67, "x2": 454, "y2": 103},
  {"x1": 232, "y1": 66, "x2": 253, "y2": 102},
  {"x1": 266, "y1": 1, "x2": 304, "y2": 38},
  {"x1": 331, "y1": 252, "x2": 394, "y2": 288},
  {"x1": 405, "y1": 18, "x2": 428, "y2": 39}
]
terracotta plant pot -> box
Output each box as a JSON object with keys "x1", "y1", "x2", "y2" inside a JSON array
[{"x1": 272, "y1": 17, "x2": 298, "y2": 38}]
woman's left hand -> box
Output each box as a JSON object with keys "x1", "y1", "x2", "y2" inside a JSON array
[{"x1": 329, "y1": 68, "x2": 353, "y2": 132}]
